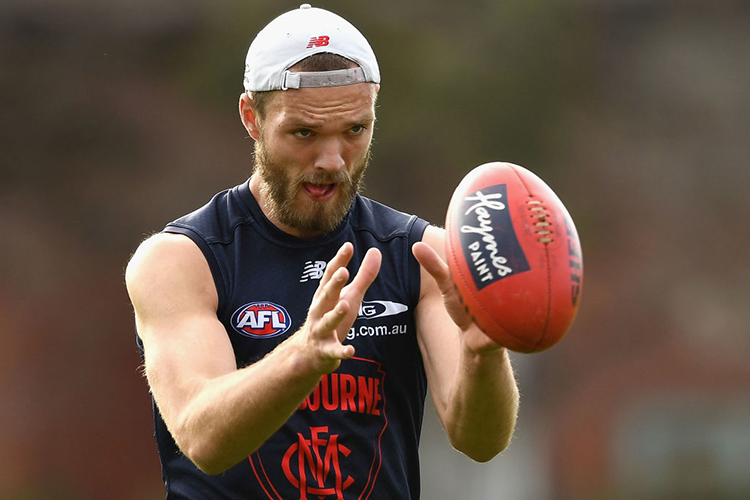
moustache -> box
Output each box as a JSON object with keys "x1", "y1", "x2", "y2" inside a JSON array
[{"x1": 295, "y1": 170, "x2": 353, "y2": 187}]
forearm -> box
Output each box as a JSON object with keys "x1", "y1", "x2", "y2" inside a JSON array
[
  {"x1": 135, "y1": 240, "x2": 380, "y2": 475},
  {"x1": 156, "y1": 334, "x2": 326, "y2": 474},
  {"x1": 443, "y1": 342, "x2": 519, "y2": 462}
]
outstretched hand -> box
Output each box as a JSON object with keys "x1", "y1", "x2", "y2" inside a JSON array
[
  {"x1": 412, "y1": 241, "x2": 502, "y2": 354},
  {"x1": 301, "y1": 242, "x2": 382, "y2": 373}
]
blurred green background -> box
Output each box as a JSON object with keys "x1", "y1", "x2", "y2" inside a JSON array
[{"x1": 2, "y1": 1, "x2": 749, "y2": 499}]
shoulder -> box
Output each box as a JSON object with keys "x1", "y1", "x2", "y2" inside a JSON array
[
  {"x1": 126, "y1": 233, "x2": 208, "y2": 292},
  {"x1": 126, "y1": 233, "x2": 218, "y2": 315},
  {"x1": 350, "y1": 195, "x2": 429, "y2": 242},
  {"x1": 166, "y1": 183, "x2": 253, "y2": 245},
  {"x1": 128, "y1": 230, "x2": 201, "y2": 262}
]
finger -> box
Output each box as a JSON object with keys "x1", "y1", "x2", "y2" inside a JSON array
[
  {"x1": 413, "y1": 241, "x2": 474, "y2": 331},
  {"x1": 340, "y1": 248, "x2": 381, "y2": 311},
  {"x1": 412, "y1": 242, "x2": 453, "y2": 295},
  {"x1": 309, "y1": 267, "x2": 349, "y2": 320},
  {"x1": 316, "y1": 298, "x2": 349, "y2": 335},
  {"x1": 319, "y1": 242, "x2": 354, "y2": 289},
  {"x1": 321, "y1": 341, "x2": 355, "y2": 361},
  {"x1": 313, "y1": 301, "x2": 356, "y2": 360},
  {"x1": 347, "y1": 247, "x2": 382, "y2": 292}
]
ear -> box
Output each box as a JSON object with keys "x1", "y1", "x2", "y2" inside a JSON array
[{"x1": 239, "y1": 92, "x2": 261, "y2": 140}]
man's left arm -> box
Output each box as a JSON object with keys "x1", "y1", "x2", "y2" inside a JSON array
[{"x1": 413, "y1": 225, "x2": 520, "y2": 462}]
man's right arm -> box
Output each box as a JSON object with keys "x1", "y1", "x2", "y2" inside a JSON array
[{"x1": 125, "y1": 233, "x2": 380, "y2": 474}]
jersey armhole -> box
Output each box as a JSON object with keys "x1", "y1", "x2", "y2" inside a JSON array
[{"x1": 406, "y1": 217, "x2": 430, "y2": 306}]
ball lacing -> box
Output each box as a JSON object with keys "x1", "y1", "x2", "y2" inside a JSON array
[{"x1": 527, "y1": 199, "x2": 554, "y2": 243}]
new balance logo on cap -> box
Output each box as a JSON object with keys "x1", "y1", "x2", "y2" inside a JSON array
[
  {"x1": 307, "y1": 35, "x2": 330, "y2": 48},
  {"x1": 243, "y1": 6, "x2": 380, "y2": 91}
]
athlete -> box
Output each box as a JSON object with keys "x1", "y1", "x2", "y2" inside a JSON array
[{"x1": 125, "y1": 5, "x2": 519, "y2": 499}]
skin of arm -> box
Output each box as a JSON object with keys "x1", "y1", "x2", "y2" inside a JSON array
[
  {"x1": 413, "y1": 225, "x2": 520, "y2": 462},
  {"x1": 125, "y1": 233, "x2": 381, "y2": 474}
]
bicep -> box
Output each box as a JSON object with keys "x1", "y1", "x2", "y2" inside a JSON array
[{"x1": 126, "y1": 234, "x2": 237, "y2": 423}]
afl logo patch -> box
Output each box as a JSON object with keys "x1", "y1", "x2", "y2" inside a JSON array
[{"x1": 231, "y1": 302, "x2": 292, "y2": 338}]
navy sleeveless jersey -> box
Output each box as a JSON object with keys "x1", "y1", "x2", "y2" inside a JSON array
[{"x1": 140, "y1": 179, "x2": 431, "y2": 500}]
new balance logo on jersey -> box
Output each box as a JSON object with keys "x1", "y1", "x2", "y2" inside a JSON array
[
  {"x1": 300, "y1": 261, "x2": 327, "y2": 282},
  {"x1": 307, "y1": 35, "x2": 330, "y2": 48}
]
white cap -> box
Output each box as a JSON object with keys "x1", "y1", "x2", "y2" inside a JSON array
[{"x1": 243, "y1": 4, "x2": 380, "y2": 92}]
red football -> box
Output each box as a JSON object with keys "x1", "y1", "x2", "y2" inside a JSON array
[{"x1": 445, "y1": 162, "x2": 583, "y2": 353}]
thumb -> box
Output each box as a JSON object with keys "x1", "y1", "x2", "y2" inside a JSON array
[{"x1": 412, "y1": 242, "x2": 453, "y2": 295}]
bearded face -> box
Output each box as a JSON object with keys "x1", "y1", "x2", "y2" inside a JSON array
[{"x1": 253, "y1": 134, "x2": 370, "y2": 236}]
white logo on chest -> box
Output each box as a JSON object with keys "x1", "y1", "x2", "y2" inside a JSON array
[{"x1": 300, "y1": 260, "x2": 327, "y2": 282}]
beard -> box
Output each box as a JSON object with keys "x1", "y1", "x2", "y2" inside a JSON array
[{"x1": 253, "y1": 137, "x2": 370, "y2": 236}]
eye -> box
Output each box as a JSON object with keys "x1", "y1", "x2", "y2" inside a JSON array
[
  {"x1": 293, "y1": 129, "x2": 312, "y2": 138},
  {"x1": 350, "y1": 125, "x2": 366, "y2": 135}
]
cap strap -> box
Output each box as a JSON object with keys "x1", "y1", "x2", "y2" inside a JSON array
[{"x1": 281, "y1": 67, "x2": 367, "y2": 90}]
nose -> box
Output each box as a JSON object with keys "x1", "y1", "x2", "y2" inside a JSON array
[{"x1": 313, "y1": 137, "x2": 346, "y2": 174}]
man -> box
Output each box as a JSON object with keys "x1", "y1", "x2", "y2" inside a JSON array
[{"x1": 126, "y1": 4, "x2": 519, "y2": 499}]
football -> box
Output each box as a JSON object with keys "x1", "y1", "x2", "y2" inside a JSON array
[{"x1": 445, "y1": 162, "x2": 583, "y2": 353}]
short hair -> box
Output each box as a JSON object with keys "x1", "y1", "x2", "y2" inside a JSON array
[{"x1": 250, "y1": 53, "x2": 359, "y2": 120}]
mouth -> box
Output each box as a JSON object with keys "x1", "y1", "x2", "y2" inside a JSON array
[{"x1": 302, "y1": 182, "x2": 337, "y2": 201}]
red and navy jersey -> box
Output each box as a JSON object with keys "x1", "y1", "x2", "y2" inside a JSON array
[{"x1": 140, "y1": 179, "x2": 430, "y2": 499}]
